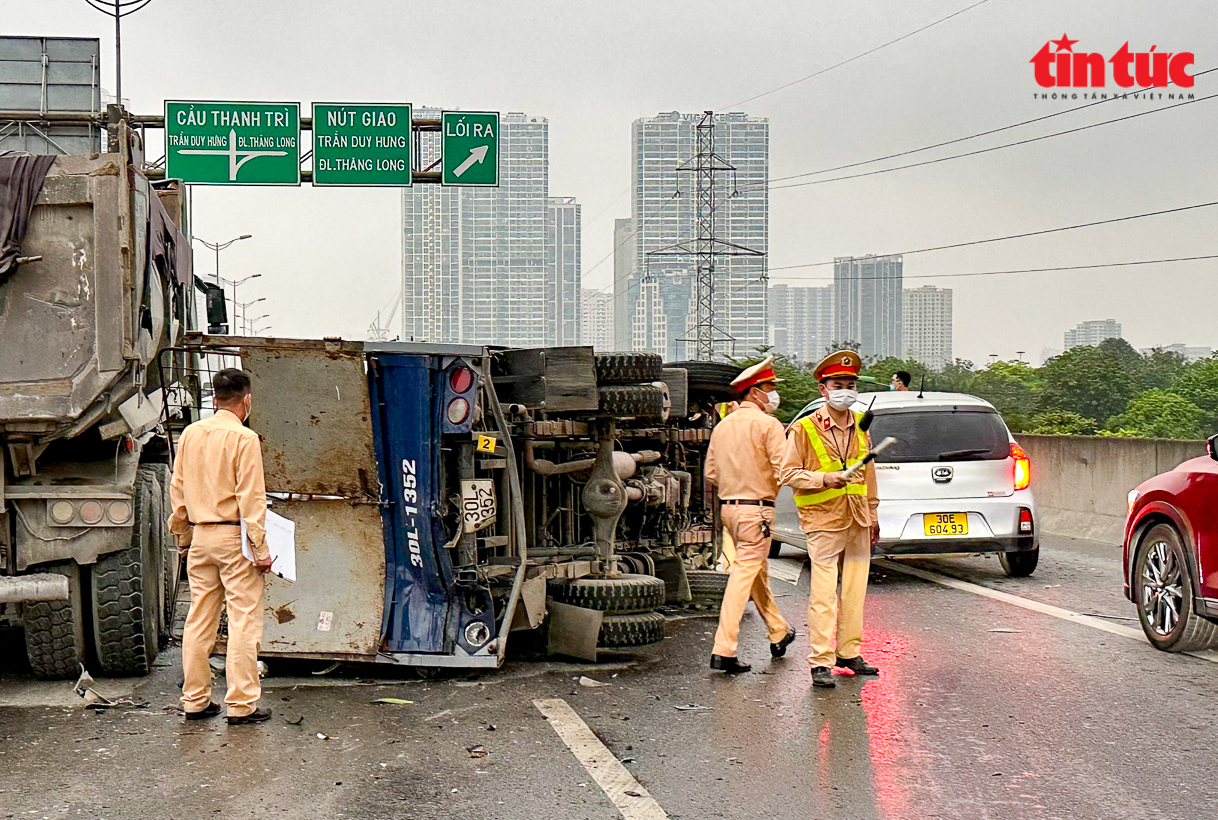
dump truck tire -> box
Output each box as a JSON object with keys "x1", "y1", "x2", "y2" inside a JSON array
[
  {"x1": 548, "y1": 574, "x2": 667, "y2": 614},
  {"x1": 92, "y1": 467, "x2": 161, "y2": 676},
  {"x1": 147, "y1": 463, "x2": 180, "y2": 643},
  {"x1": 598, "y1": 385, "x2": 667, "y2": 419},
  {"x1": 23, "y1": 563, "x2": 88, "y2": 680},
  {"x1": 598, "y1": 611, "x2": 665, "y2": 648},
  {"x1": 687, "y1": 569, "x2": 730, "y2": 600},
  {"x1": 595, "y1": 353, "x2": 663, "y2": 386},
  {"x1": 663, "y1": 361, "x2": 740, "y2": 395}
]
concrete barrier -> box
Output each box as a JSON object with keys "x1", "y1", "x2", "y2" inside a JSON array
[{"x1": 1016, "y1": 434, "x2": 1207, "y2": 544}]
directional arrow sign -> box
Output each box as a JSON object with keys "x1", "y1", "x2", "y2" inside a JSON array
[{"x1": 442, "y1": 111, "x2": 498, "y2": 187}]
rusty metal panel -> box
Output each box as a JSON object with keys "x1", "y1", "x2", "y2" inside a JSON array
[
  {"x1": 260, "y1": 500, "x2": 385, "y2": 657},
  {"x1": 244, "y1": 347, "x2": 380, "y2": 497}
]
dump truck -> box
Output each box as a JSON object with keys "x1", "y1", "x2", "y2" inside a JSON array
[
  {"x1": 160, "y1": 338, "x2": 741, "y2": 668},
  {"x1": 0, "y1": 123, "x2": 205, "y2": 678}
]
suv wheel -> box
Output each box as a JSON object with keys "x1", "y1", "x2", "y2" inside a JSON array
[{"x1": 1134, "y1": 523, "x2": 1218, "y2": 652}]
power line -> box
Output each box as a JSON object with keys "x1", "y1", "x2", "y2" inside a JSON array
[
  {"x1": 766, "y1": 67, "x2": 1215, "y2": 186},
  {"x1": 725, "y1": 0, "x2": 995, "y2": 109},
  {"x1": 764, "y1": 200, "x2": 1218, "y2": 273},
  {"x1": 766, "y1": 254, "x2": 1218, "y2": 283},
  {"x1": 756, "y1": 93, "x2": 1216, "y2": 192}
]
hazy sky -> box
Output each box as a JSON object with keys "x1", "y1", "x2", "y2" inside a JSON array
[{"x1": 9, "y1": 0, "x2": 1216, "y2": 363}]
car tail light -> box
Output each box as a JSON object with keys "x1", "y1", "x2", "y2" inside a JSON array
[
  {"x1": 1011, "y1": 443, "x2": 1030, "y2": 491},
  {"x1": 1018, "y1": 508, "x2": 1033, "y2": 534},
  {"x1": 447, "y1": 397, "x2": 471, "y2": 425},
  {"x1": 449, "y1": 366, "x2": 475, "y2": 394}
]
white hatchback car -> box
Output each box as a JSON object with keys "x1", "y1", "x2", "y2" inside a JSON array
[{"x1": 788, "y1": 391, "x2": 1039, "y2": 576}]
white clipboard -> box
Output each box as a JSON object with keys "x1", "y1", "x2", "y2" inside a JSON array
[{"x1": 240, "y1": 510, "x2": 297, "y2": 582}]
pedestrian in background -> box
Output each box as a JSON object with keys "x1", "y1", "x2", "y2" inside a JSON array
[
  {"x1": 705, "y1": 356, "x2": 796, "y2": 674},
  {"x1": 169, "y1": 369, "x2": 274, "y2": 724},
  {"x1": 892, "y1": 371, "x2": 911, "y2": 391},
  {"x1": 781, "y1": 351, "x2": 880, "y2": 688}
]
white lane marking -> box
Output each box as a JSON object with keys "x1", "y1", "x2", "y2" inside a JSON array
[
  {"x1": 769, "y1": 556, "x2": 803, "y2": 585},
  {"x1": 534, "y1": 698, "x2": 669, "y2": 820},
  {"x1": 877, "y1": 559, "x2": 1218, "y2": 664}
]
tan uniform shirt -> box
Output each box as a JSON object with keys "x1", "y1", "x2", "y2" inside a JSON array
[
  {"x1": 169, "y1": 409, "x2": 269, "y2": 560},
  {"x1": 705, "y1": 403, "x2": 786, "y2": 501},
  {"x1": 780, "y1": 406, "x2": 879, "y2": 532}
]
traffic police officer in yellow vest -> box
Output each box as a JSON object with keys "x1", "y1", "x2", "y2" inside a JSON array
[
  {"x1": 780, "y1": 351, "x2": 880, "y2": 688},
  {"x1": 705, "y1": 356, "x2": 797, "y2": 673}
]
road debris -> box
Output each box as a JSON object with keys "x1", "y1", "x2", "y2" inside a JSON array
[
  {"x1": 987, "y1": 628, "x2": 1021, "y2": 633},
  {"x1": 466, "y1": 744, "x2": 489, "y2": 758},
  {"x1": 372, "y1": 697, "x2": 415, "y2": 705},
  {"x1": 577, "y1": 676, "x2": 610, "y2": 687},
  {"x1": 71, "y1": 665, "x2": 147, "y2": 709},
  {"x1": 674, "y1": 703, "x2": 710, "y2": 711}
]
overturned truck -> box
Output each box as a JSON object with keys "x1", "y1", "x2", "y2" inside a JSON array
[{"x1": 164, "y1": 339, "x2": 739, "y2": 669}]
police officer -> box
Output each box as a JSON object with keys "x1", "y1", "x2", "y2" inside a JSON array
[
  {"x1": 169, "y1": 369, "x2": 274, "y2": 724},
  {"x1": 705, "y1": 356, "x2": 796, "y2": 674},
  {"x1": 780, "y1": 351, "x2": 880, "y2": 688}
]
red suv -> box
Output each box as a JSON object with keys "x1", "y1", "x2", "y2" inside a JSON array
[{"x1": 1123, "y1": 433, "x2": 1218, "y2": 652}]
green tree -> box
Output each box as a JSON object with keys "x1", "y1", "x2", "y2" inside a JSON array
[
  {"x1": 968, "y1": 361, "x2": 1041, "y2": 431},
  {"x1": 1138, "y1": 348, "x2": 1187, "y2": 392},
  {"x1": 1038, "y1": 343, "x2": 1136, "y2": 423},
  {"x1": 1169, "y1": 356, "x2": 1218, "y2": 434},
  {"x1": 1027, "y1": 410, "x2": 1099, "y2": 435},
  {"x1": 1102, "y1": 389, "x2": 1205, "y2": 439},
  {"x1": 932, "y1": 359, "x2": 977, "y2": 393},
  {"x1": 864, "y1": 356, "x2": 929, "y2": 390}
]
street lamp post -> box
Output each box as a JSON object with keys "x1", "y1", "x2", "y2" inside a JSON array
[
  {"x1": 194, "y1": 234, "x2": 252, "y2": 286},
  {"x1": 244, "y1": 313, "x2": 270, "y2": 335},
  {"x1": 232, "y1": 295, "x2": 266, "y2": 336}
]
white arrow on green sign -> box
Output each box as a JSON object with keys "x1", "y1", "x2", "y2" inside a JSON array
[{"x1": 442, "y1": 111, "x2": 499, "y2": 187}]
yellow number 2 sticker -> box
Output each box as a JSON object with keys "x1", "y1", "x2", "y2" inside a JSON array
[{"x1": 476, "y1": 435, "x2": 497, "y2": 453}]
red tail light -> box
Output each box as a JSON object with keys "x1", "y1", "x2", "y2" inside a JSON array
[
  {"x1": 1019, "y1": 508, "x2": 1033, "y2": 533},
  {"x1": 1011, "y1": 443, "x2": 1030, "y2": 491}
]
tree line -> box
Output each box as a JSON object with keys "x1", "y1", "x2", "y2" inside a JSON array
[{"x1": 748, "y1": 338, "x2": 1218, "y2": 440}]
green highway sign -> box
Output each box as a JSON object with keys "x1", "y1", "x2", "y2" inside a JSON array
[
  {"x1": 312, "y1": 103, "x2": 412, "y2": 187},
  {"x1": 442, "y1": 111, "x2": 499, "y2": 187},
  {"x1": 165, "y1": 101, "x2": 301, "y2": 185}
]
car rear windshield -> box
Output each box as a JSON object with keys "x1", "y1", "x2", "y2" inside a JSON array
[{"x1": 869, "y1": 410, "x2": 1010, "y2": 463}]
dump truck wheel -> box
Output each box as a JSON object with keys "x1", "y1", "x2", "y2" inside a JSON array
[
  {"x1": 23, "y1": 563, "x2": 88, "y2": 680},
  {"x1": 598, "y1": 611, "x2": 665, "y2": 648},
  {"x1": 548, "y1": 574, "x2": 666, "y2": 614},
  {"x1": 595, "y1": 353, "x2": 663, "y2": 385},
  {"x1": 598, "y1": 385, "x2": 667, "y2": 419},
  {"x1": 663, "y1": 361, "x2": 740, "y2": 395},
  {"x1": 91, "y1": 467, "x2": 161, "y2": 676},
  {"x1": 148, "y1": 463, "x2": 181, "y2": 643},
  {"x1": 687, "y1": 569, "x2": 730, "y2": 600}
]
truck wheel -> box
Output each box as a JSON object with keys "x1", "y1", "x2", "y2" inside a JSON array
[
  {"x1": 149, "y1": 464, "x2": 181, "y2": 642},
  {"x1": 548, "y1": 574, "x2": 666, "y2": 614},
  {"x1": 662, "y1": 361, "x2": 740, "y2": 396},
  {"x1": 595, "y1": 353, "x2": 662, "y2": 385},
  {"x1": 999, "y1": 547, "x2": 1039, "y2": 577},
  {"x1": 687, "y1": 569, "x2": 730, "y2": 600},
  {"x1": 598, "y1": 611, "x2": 665, "y2": 648},
  {"x1": 23, "y1": 563, "x2": 88, "y2": 680},
  {"x1": 598, "y1": 385, "x2": 667, "y2": 419},
  {"x1": 91, "y1": 467, "x2": 161, "y2": 676}
]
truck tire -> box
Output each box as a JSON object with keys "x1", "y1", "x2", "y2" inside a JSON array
[
  {"x1": 148, "y1": 463, "x2": 181, "y2": 642},
  {"x1": 598, "y1": 611, "x2": 665, "y2": 649},
  {"x1": 548, "y1": 574, "x2": 666, "y2": 614},
  {"x1": 595, "y1": 353, "x2": 662, "y2": 386},
  {"x1": 663, "y1": 361, "x2": 740, "y2": 395},
  {"x1": 687, "y1": 569, "x2": 730, "y2": 600},
  {"x1": 598, "y1": 385, "x2": 667, "y2": 419},
  {"x1": 91, "y1": 467, "x2": 162, "y2": 676},
  {"x1": 23, "y1": 563, "x2": 88, "y2": 680}
]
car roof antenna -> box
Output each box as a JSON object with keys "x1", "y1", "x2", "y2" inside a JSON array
[{"x1": 917, "y1": 375, "x2": 925, "y2": 399}]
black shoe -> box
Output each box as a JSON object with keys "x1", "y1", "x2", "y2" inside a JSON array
[
  {"x1": 184, "y1": 701, "x2": 221, "y2": 721},
  {"x1": 811, "y1": 666, "x2": 836, "y2": 688},
  {"x1": 227, "y1": 707, "x2": 272, "y2": 725},
  {"x1": 709, "y1": 655, "x2": 752, "y2": 674},
  {"x1": 770, "y1": 629, "x2": 797, "y2": 658},
  {"x1": 835, "y1": 656, "x2": 879, "y2": 675}
]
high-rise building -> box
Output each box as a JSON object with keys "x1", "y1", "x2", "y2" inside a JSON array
[
  {"x1": 1064, "y1": 319, "x2": 1121, "y2": 350},
  {"x1": 625, "y1": 111, "x2": 769, "y2": 360},
  {"x1": 769, "y1": 284, "x2": 834, "y2": 363},
  {"x1": 903, "y1": 285, "x2": 953, "y2": 368},
  {"x1": 612, "y1": 218, "x2": 635, "y2": 349},
  {"x1": 401, "y1": 111, "x2": 579, "y2": 346},
  {"x1": 833, "y1": 254, "x2": 903, "y2": 360},
  {"x1": 1142, "y1": 343, "x2": 1213, "y2": 362},
  {"x1": 547, "y1": 197, "x2": 581, "y2": 346},
  {"x1": 580, "y1": 289, "x2": 614, "y2": 350}
]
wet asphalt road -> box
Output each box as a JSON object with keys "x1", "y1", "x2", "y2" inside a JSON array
[{"x1": 3, "y1": 530, "x2": 1217, "y2": 820}]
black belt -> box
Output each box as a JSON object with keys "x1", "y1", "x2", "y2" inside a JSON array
[
  {"x1": 194, "y1": 521, "x2": 241, "y2": 527},
  {"x1": 721, "y1": 499, "x2": 775, "y2": 507}
]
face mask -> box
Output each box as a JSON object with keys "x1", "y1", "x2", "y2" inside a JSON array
[
  {"x1": 826, "y1": 389, "x2": 858, "y2": 410},
  {"x1": 889, "y1": 384, "x2": 897, "y2": 391},
  {"x1": 763, "y1": 390, "x2": 781, "y2": 412}
]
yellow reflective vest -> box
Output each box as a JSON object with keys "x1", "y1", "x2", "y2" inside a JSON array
[{"x1": 792, "y1": 413, "x2": 869, "y2": 508}]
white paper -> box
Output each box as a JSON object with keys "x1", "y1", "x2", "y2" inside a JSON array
[{"x1": 241, "y1": 509, "x2": 297, "y2": 582}]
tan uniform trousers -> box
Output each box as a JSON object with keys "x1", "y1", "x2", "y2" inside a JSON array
[
  {"x1": 806, "y1": 523, "x2": 871, "y2": 668},
  {"x1": 712, "y1": 505, "x2": 790, "y2": 658},
  {"x1": 181, "y1": 526, "x2": 265, "y2": 717}
]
